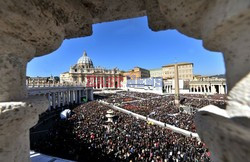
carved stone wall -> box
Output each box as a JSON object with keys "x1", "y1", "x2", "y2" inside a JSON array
[{"x1": 0, "y1": 0, "x2": 249, "y2": 161}]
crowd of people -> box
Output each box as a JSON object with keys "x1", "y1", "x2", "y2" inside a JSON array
[
  {"x1": 30, "y1": 91, "x2": 226, "y2": 161},
  {"x1": 99, "y1": 92, "x2": 225, "y2": 132},
  {"x1": 73, "y1": 101, "x2": 210, "y2": 161},
  {"x1": 180, "y1": 94, "x2": 226, "y2": 109}
]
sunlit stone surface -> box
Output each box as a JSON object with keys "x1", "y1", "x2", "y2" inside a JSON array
[{"x1": 0, "y1": 0, "x2": 249, "y2": 161}]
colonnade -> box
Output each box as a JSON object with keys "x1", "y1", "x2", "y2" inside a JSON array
[
  {"x1": 28, "y1": 86, "x2": 94, "y2": 109},
  {"x1": 189, "y1": 84, "x2": 226, "y2": 94},
  {"x1": 47, "y1": 89, "x2": 88, "y2": 109},
  {"x1": 165, "y1": 85, "x2": 172, "y2": 93}
]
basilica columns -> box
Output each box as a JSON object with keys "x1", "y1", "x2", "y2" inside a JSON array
[
  {"x1": 117, "y1": 76, "x2": 120, "y2": 88},
  {"x1": 113, "y1": 75, "x2": 116, "y2": 88},
  {"x1": 108, "y1": 77, "x2": 110, "y2": 89},
  {"x1": 103, "y1": 76, "x2": 106, "y2": 89},
  {"x1": 95, "y1": 77, "x2": 98, "y2": 89},
  {"x1": 85, "y1": 75, "x2": 122, "y2": 90}
]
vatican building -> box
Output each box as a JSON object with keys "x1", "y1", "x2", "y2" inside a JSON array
[{"x1": 60, "y1": 51, "x2": 123, "y2": 89}]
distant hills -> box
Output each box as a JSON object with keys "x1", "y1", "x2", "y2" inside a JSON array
[{"x1": 210, "y1": 74, "x2": 225, "y2": 78}]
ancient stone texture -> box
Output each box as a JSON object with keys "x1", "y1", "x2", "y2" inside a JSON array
[
  {"x1": 146, "y1": 0, "x2": 172, "y2": 31},
  {"x1": 195, "y1": 105, "x2": 250, "y2": 162},
  {"x1": 0, "y1": 96, "x2": 48, "y2": 162},
  {"x1": 156, "y1": 0, "x2": 209, "y2": 38},
  {"x1": 0, "y1": 54, "x2": 30, "y2": 102},
  {"x1": 0, "y1": 0, "x2": 147, "y2": 58},
  {"x1": 0, "y1": 0, "x2": 250, "y2": 161}
]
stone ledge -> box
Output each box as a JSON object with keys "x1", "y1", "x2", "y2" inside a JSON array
[
  {"x1": 0, "y1": 95, "x2": 49, "y2": 130},
  {"x1": 195, "y1": 105, "x2": 250, "y2": 162},
  {"x1": 0, "y1": 95, "x2": 48, "y2": 162}
]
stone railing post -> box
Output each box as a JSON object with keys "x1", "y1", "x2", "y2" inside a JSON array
[
  {"x1": 194, "y1": 1, "x2": 250, "y2": 162},
  {"x1": 0, "y1": 54, "x2": 31, "y2": 101},
  {"x1": 0, "y1": 46, "x2": 48, "y2": 161}
]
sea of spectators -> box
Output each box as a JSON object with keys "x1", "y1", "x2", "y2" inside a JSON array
[
  {"x1": 30, "y1": 92, "x2": 225, "y2": 161},
  {"x1": 180, "y1": 94, "x2": 226, "y2": 109},
  {"x1": 74, "y1": 101, "x2": 210, "y2": 161},
  {"x1": 100, "y1": 92, "x2": 226, "y2": 132}
]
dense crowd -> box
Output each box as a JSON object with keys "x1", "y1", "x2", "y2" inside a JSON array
[
  {"x1": 100, "y1": 92, "x2": 226, "y2": 132},
  {"x1": 180, "y1": 94, "x2": 226, "y2": 109},
  {"x1": 30, "y1": 91, "x2": 226, "y2": 161},
  {"x1": 71, "y1": 101, "x2": 210, "y2": 161}
]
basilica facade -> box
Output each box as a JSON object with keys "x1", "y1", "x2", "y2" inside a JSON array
[{"x1": 60, "y1": 51, "x2": 123, "y2": 89}]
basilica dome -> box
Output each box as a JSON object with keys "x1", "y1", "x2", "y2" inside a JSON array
[{"x1": 77, "y1": 51, "x2": 94, "y2": 68}]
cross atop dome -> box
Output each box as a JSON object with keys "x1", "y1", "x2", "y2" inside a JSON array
[{"x1": 83, "y1": 51, "x2": 87, "y2": 56}]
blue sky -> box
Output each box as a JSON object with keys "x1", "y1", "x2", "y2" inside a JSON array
[{"x1": 27, "y1": 16, "x2": 225, "y2": 77}]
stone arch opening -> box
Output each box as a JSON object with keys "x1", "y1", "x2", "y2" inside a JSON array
[{"x1": 0, "y1": 1, "x2": 250, "y2": 162}]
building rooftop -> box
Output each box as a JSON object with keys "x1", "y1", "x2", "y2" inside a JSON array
[
  {"x1": 149, "y1": 68, "x2": 162, "y2": 71},
  {"x1": 162, "y1": 62, "x2": 193, "y2": 67}
]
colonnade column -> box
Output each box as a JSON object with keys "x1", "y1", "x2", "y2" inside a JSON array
[
  {"x1": 212, "y1": 85, "x2": 216, "y2": 94},
  {"x1": 52, "y1": 92, "x2": 56, "y2": 109},
  {"x1": 46, "y1": 93, "x2": 49, "y2": 108},
  {"x1": 78, "y1": 90, "x2": 82, "y2": 103},
  {"x1": 74, "y1": 90, "x2": 78, "y2": 103},
  {"x1": 74, "y1": 90, "x2": 77, "y2": 103},
  {"x1": 86, "y1": 89, "x2": 89, "y2": 101},
  {"x1": 70, "y1": 90, "x2": 73, "y2": 104},
  {"x1": 166, "y1": 85, "x2": 171, "y2": 93},
  {"x1": 221, "y1": 85, "x2": 225, "y2": 94},
  {"x1": 62, "y1": 92, "x2": 65, "y2": 107},
  {"x1": 57, "y1": 92, "x2": 61, "y2": 107},
  {"x1": 67, "y1": 91, "x2": 70, "y2": 105},
  {"x1": 73, "y1": 90, "x2": 76, "y2": 103},
  {"x1": 77, "y1": 90, "x2": 79, "y2": 103},
  {"x1": 69, "y1": 90, "x2": 72, "y2": 103}
]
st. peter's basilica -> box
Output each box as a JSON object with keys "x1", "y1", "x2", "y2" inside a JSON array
[{"x1": 60, "y1": 51, "x2": 123, "y2": 89}]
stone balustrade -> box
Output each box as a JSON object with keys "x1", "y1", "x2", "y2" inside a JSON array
[{"x1": 26, "y1": 82, "x2": 87, "y2": 88}]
